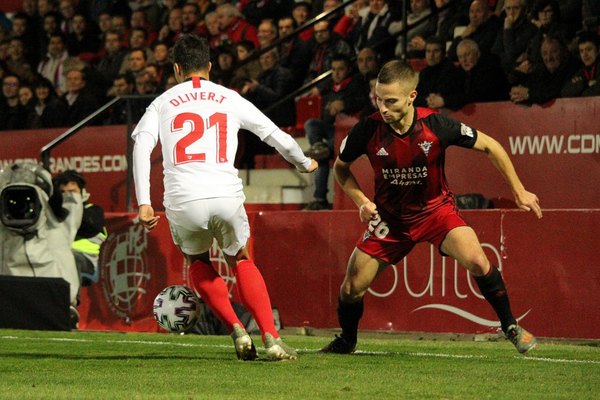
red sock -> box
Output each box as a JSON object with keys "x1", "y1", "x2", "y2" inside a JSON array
[
  {"x1": 189, "y1": 260, "x2": 242, "y2": 333},
  {"x1": 234, "y1": 260, "x2": 278, "y2": 340}
]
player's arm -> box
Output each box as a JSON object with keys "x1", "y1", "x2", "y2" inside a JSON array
[
  {"x1": 334, "y1": 157, "x2": 377, "y2": 223},
  {"x1": 472, "y1": 130, "x2": 542, "y2": 219},
  {"x1": 263, "y1": 130, "x2": 318, "y2": 173},
  {"x1": 131, "y1": 108, "x2": 161, "y2": 230}
]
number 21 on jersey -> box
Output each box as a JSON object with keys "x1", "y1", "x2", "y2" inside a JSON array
[{"x1": 171, "y1": 111, "x2": 228, "y2": 164}]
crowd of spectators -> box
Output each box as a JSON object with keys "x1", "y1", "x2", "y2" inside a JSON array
[{"x1": 0, "y1": 0, "x2": 598, "y2": 146}]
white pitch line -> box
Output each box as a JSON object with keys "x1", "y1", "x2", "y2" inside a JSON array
[
  {"x1": 517, "y1": 356, "x2": 600, "y2": 365},
  {"x1": 2, "y1": 335, "x2": 599, "y2": 364}
]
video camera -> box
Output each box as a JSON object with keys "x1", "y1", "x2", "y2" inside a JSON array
[{"x1": 0, "y1": 163, "x2": 53, "y2": 237}]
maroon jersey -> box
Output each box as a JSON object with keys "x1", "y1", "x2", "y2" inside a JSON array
[{"x1": 339, "y1": 107, "x2": 477, "y2": 222}]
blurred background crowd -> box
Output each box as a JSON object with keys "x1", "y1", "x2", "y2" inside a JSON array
[{"x1": 0, "y1": 0, "x2": 598, "y2": 137}]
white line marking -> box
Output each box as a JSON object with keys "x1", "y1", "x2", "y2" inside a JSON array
[{"x1": 2, "y1": 336, "x2": 599, "y2": 364}]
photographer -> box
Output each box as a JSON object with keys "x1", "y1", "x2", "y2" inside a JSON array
[
  {"x1": 54, "y1": 170, "x2": 107, "y2": 287},
  {"x1": 0, "y1": 162, "x2": 83, "y2": 319}
]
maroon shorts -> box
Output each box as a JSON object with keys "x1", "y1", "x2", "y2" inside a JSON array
[{"x1": 356, "y1": 201, "x2": 467, "y2": 264}]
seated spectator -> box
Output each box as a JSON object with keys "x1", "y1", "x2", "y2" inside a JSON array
[
  {"x1": 415, "y1": 36, "x2": 464, "y2": 107},
  {"x1": 257, "y1": 18, "x2": 278, "y2": 49},
  {"x1": 61, "y1": 67, "x2": 100, "y2": 127},
  {"x1": 59, "y1": 0, "x2": 77, "y2": 35},
  {"x1": 303, "y1": 54, "x2": 368, "y2": 210},
  {"x1": 19, "y1": 83, "x2": 35, "y2": 108},
  {"x1": 447, "y1": 0, "x2": 501, "y2": 61},
  {"x1": 561, "y1": 32, "x2": 600, "y2": 97},
  {"x1": 491, "y1": 0, "x2": 538, "y2": 73},
  {"x1": 358, "y1": 70, "x2": 378, "y2": 118},
  {"x1": 205, "y1": 11, "x2": 222, "y2": 49},
  {"x1": 0, "y1": 74, "x2": 27, "y2": 130},
  {"x1": 216, "y1": 3, "x2": 259, "y2": 48},
  {"x1": 130, "y1": 9, "x2": 158, "y2": 45},
  {"x1": 355, "y1": 47, "x2": 381, "y2": 95},
  {"x1": 292, "y1": 1, "x2": 314, "y2": 42},
  {"x1": 120, "y1": 48, "x2": 149, "y2": 82},
  {"x1": 523, "y1": 0, "x2": 570, "y2": 67},
  {"x1": 230, "y1": 40, "x2": 262, "y2": 91},
  {"x1": 5, "y1": 37, "x2": 35, "y2": 84},
  {"x1": 9, "y1": 11, "x2": 40, "y2": 67},
  {"x1": 37, "y1": 31, "x2": 70, "y2": 96},
  {"x1": 123, "y1": 27, "x2": 155, "y2": 67},
  {"x1": 66, "y1": 13, "x2": 101, "y2": 58},
  {"x1": 28, "y1": 75, "x2": 67, "y2": 128},
  {"x1": 241, "y1": 0, "x2": 293, "y2": 27},
  {"x1": 152, "y1": 40, "x2": 173, "y2": 89},
  {"x1": 389, "y1": 0, "x2": 437, "y2": 59},
  {"x1": 38, "y1": 11, "x2": 61, "y2": 61},
  {"x1": 241, "y1": 48, "x2": 296, "y2": 127},
  {"x1": 305, "y1": 19, "x2": 353, "y2": 91},
  {"x1": 181, "y1": 2, "x2": 202, "y2": 35},
  {"x1": 509, "y1": 35, "x2": 580, "y2": 104},
  {"x1": 105, "y1": 72, "x2": 148, "y2": 125},
  {"x1": 427, "y1": 39, "x2": 509, "y2": 109},
  {"x1": 582, "y1": 0, "x2": 600, "y2": 34},
  {"x1": 433, "y1": 0, "x2": 469, "y2": 44},
  {"x1": 278, "y1": 15, "x2": 311, "y2": 90},
  {"x1": 351, "y1": 0, "x2": 398, "y2": 62},
  {"x1": 334, "y1": 0, "x2": 369, "y2": 40},
  {"x1": 96, "y1": 29, "x2": 128, "y2": 89},
  {"x1": 158, "y1": 7, "x2": 183, "y2": 47},
  {"x1": 212, "y1": 45, "x2": 237, "y2": 87}
]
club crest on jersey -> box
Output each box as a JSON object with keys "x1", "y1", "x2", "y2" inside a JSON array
[
  {"x1": 460, "y1": 123, "x2": 474, "y2": 137},
  {"x1": 418, "y1": 141, "x2": 433, "y2": 156}
]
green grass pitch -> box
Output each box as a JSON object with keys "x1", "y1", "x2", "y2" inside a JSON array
[{"x1": 0, "y1": 329, "x2": 598, "y2": 399}]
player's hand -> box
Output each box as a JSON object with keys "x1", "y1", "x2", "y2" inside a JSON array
[
  {"x1": 359, "y1": 200, "x2": 378, "y2": 223},
  {"x1": 304, "y1": 158, "x2": 319, "y2": 173},
  {"x1": 514, "y1": 190, "x2": 543, "y2": 219},
  {"x1": 138, "y1": 204, "x2": 160, "y2": 230}
]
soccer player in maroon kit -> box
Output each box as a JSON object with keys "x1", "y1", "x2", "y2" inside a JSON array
[{"x1": 321, "y1": 60, "x2": 542, "y2": 355}]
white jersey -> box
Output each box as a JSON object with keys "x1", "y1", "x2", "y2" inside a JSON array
[{"x1": 132, "y1": 77, "x2": 311, "y2": 208}]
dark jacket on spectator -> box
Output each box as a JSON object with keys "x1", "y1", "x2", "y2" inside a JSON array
[
  {"x1": 448, "y1": 15, "x2": 502, "y2": 61},
  {"x1": 246, "y1": 65, "x2": 296, "y2": 127},
  {"x1": 0, "y1": 99, "x2": 27, "y2": 130},
  {"x1": 319, "y1": 74, "x2": 368, "y2": 124},
  {"x1": 415, "y1": 58, "x2": 464, "y2": 107},
  {"x1": 27, "y1": 96, "x2": 68, "y2": 128},
  {"x1": 510, "y1": 54, "x2": 581, "y2": 105},
  {"x1": 444, "y1": 52, "x2": 509, "y2": 109},
  {"x1": 279, "y1": 37, "x2": 311, "y2": 90},
  {"x1": 561, "y1": 58, "x2": 600, "y2": 98},
  {"x1": 63, "y1": 90, "x2": 100, "y2": 127},
  {"x1": 492, "y1": 15, "x2": 538, "y2": 73}
]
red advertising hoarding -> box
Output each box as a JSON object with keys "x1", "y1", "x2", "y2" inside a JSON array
[{"x1": 80, "y1": 210, "x2": 600, "y2": 339}]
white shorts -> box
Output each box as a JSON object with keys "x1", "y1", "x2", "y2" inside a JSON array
[{"x1": 165, "y1": 196, "x2": 250, "y2": 257}]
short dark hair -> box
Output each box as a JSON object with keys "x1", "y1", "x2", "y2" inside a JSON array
[
  {"x1": 377, "y1": 60, "x2": 418, "y2": 87},
  {"x1": 172, "y1": 34, "x2": 210, "y2": 74},
  {"x1": 425, "y1": 36, "x2": 446, "y2": 54},
  {"x1": 577, "y1": 31, "x2": 600, "y2": 48},
  {"x1": 54, "y1": 170, "x2": 86, "y2": 189}
]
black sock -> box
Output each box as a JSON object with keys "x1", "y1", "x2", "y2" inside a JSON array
[
  {"x1": 474, "y1": 266, "x2": 517, "y2": 333},
  {"x1": 337, "y1": 297, "x2": 363, "y2": 343}
]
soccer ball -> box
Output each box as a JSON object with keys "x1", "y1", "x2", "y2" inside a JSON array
[{"x1": 153, "y1": 285, "x2": 201, "y2": 333}]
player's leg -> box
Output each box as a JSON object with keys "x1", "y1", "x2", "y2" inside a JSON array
[
  {"x1": 215, "y1": 197, "x2": 296, "y2": 360},
  {"x1": 440, "y1": 226, "x2": 536, "y2": 353},
  {"x1": 321, "y1": 247, "x2": 388, "y2": 353},
  {"x1": 167, "y1": 200, "x2": 257, "y2": 360}
]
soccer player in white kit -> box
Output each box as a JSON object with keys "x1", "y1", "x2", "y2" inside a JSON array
[{"x1": 132, "y1": 34, "x2": 318, "y2": 361}]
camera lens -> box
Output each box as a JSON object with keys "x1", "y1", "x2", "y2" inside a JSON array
[{"x1": 1, "y1": 186, "x2": 42, "y2": 229}]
